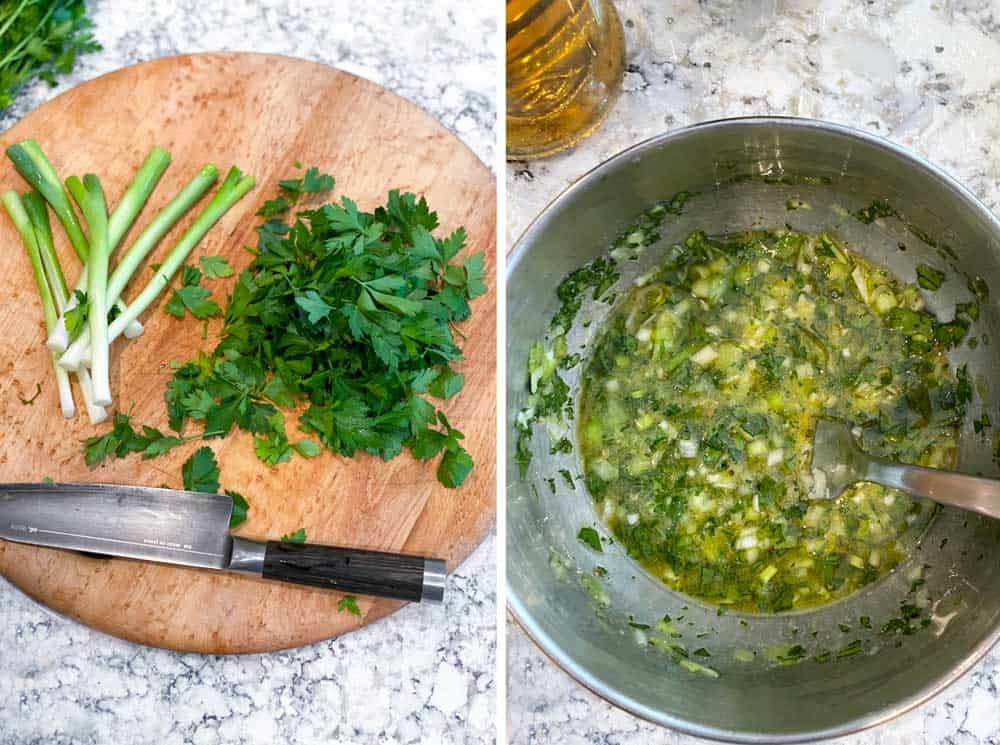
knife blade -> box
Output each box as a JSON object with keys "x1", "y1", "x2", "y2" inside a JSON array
[{"x1": 0, "y1": 483, "x2": 445, "y2": 604}]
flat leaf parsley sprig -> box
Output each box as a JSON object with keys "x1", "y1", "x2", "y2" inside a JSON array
[{"x1": 0, "y1": 0, "x2": 101, "y2": 112}]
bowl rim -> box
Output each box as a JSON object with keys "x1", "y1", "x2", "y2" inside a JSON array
[{"x1": 505, "y1": 114, "x2": 1000, "y2": 743}]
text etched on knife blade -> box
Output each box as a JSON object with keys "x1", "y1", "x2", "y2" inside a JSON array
[{"x1": 143, "y1": 537, "x2": 195, "y2": 551}]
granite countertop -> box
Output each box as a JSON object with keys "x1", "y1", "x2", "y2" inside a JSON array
[
  {"x1": 0, "y1": 2, "x2": 496, "y2": 744},
  {"x1": 507, "y1": 1, "x2": 1000, "y2": 743}
]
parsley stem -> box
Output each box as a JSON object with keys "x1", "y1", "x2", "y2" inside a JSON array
[
  {"x1": 80, "y1": 175, "x2": 113, "y2": 406},
  {"x1": 2, "y1": 190, "x2": 75, "y2": 418},
  {"x1": 0, "y1": 3, "x2": 57, "y2": 75},
  {"x1": 0, "y1": 0, "x2": 32, "y2": 42},
  {"x1": 59, "y1": 164, "x2": 220, "y2": 370}
]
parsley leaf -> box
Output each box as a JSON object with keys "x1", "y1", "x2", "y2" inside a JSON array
[
  {"x1": 338, "y1": 595, "x2": 362, "y2": 617},
  {"x1": 228, "y1": 490, "x2": 249, "y2": 528},
  {"x1": 138, "y1": 426, "x2": 185, "y2": 458},
  {"x1": 463, "y1": 253, "x2": 488, "y2": 298},
  {"x1": 64, "y1": 290, "x2": 89, "y2": 337},
  {"x1": 280, "y1": 527, "x2": 307, "y2": 543},
  {"x1": 429, "y1": 367, "x2": 464, "y2": 400},
  {"x1": 181, "y1": 446, "x2": 220, "y2": 493},
  {"x1": 256, "y1": 195, "x2": 291, "y2": 217},
  {"x1": 254, "y1": 432, "x2": 293, "y2": 466},
  {"x1": 199, "y1": 255, "x2": 234, "y2": 279},
  {"x1": 166, "y1": 265, "x2": 222, "y2": 319},
  {"x1": 82, "y1": 411, "x2": 186, "y2": 464},
  {"x1": 578, "y1": 527, "x2": 603, "y2": 552},
  {"x1": 407, "y1": 412, "x2": 474, "y2": 487},
  {"x1": 293, "y1": 439, "x2": 322, "y2": 458},
  {"x1": 438, "y1": 446, "x2": 474, "y2": 488},
  {"x1": 916, "y1": 263, "x2": 945, "y2": 291},
  {"x1": 278, "y1": 167, "x2": 334, "y2": 198},
  {"x1": 302, "y1": 168, "x2": 335, "y2": 193},
  {"x1": 294, "y1": 290, "x2": 334, "y2": 324}
]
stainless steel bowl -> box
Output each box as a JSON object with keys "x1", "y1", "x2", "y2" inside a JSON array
[{"x1": 506, "y1": 117, "x2": 1000, "y2": 742}]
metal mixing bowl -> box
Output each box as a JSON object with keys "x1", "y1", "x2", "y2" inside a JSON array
[{"x1": 506, "y1": 117, "x2": 1000, "y2": 742}]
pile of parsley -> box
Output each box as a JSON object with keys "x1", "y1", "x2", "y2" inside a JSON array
[{"x1": 84, "y1": 169, "x2": 487, "y2": 492}]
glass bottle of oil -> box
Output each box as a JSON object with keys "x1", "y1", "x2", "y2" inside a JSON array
[{"x1": 506, "y1": 0, "x2": 626, "y2": 160}]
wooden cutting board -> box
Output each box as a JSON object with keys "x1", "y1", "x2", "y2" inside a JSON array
[{"x1": 0, "y1": 53, "x2": 496, "y2": 653}]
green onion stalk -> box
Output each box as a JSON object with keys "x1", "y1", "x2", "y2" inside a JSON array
[
  {"x1": 6, "y1": 141, "x2": 89, "y2": 258},
  {"x1": 78, "y1": 174, "x2": 112, "y2": 406},
  {"x1": 64, "y1": 167, "x2": 255, "y2": 371},
  {"x1": 58, "y1": 164, "x2": 220, "y2": 371},
  {"x1": 48, "y1": 147, "x2": 172, "y2": 350},
  {"x1": 22, "y1": 191, "x2": 108, "y2": 423},
  {"x1": 6, "y1": 141, "x2": 166, "y2": 350},
  {"x1": 2, "y1": 190, "x2": 76, "y2": 418}
]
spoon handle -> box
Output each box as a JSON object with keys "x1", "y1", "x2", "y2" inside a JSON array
[{"x1": 866, "y1": 459, "x2": 1000, "y2": 520}]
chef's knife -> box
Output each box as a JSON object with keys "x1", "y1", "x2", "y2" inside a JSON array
[{"x1": 0, "y1": 483, "x2": 446, "y2": 603}]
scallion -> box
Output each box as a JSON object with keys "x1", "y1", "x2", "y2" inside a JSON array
[
  {"x1": 69, "y1": 166, "x2": 255, "y2": 367},
  {"x1": 2, "y1": 190, "x2": 75, "y2": 418},
  {"x1": 59, "y1": 164, "x2": 219, "y2": 370}
]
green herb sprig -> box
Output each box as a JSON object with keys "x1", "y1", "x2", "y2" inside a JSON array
[{"x1": 0, "y1": 0, "x2": 100, "y2": 112}]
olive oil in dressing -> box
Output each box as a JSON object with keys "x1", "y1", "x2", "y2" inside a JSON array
[{"x1": 506, "y1": 0, "x2": 626, "y2": 159}]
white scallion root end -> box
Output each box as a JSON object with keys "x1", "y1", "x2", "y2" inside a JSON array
[
  {"x1": 47, "y1": 319, "x2": 70, "y2": 353},
  {"x1": 55, "y1": 371, "x2": 76, "y2": 419},
  {"x1": 123, "y1": 319, "x2": 144, "y2": 339}
]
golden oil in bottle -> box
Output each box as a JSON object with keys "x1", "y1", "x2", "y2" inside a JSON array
[{"x1": 506, "y1": 0, "x2": 625, "y2": 160}]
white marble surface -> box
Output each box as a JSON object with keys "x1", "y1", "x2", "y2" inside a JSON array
[
  {"x1": 0, "y1": 2, "x2": 496, "y2": 744},
  {"x1": 506, "y1": 0, "x2": 1000, "y2": 743}
]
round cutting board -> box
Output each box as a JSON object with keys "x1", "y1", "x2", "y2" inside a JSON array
[{"x1": 0, "y1": 53, "x2": 496, "y2": 653}]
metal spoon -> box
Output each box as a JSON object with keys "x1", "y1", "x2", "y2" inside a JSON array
[{"x1": 809, "y1": 418, "x2": 1000, "y2": 520}]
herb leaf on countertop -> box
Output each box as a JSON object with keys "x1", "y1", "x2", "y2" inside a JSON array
[
  {"x1": 280, "y1": 527, "x2": 306, "y2": 543},
  {"x1": 338, "y1": 595, "x2": 362, "y2": 616},
  {"x1": 199, "y1": 255, "x2": 234, "y2": 279},
  {"x1": 181, "y1": 446, "x2": 220, "y2": 493},
  {"x1": 82, "y1": 411, "x2": 186, "y2": 465},
  {"x1": 227, "y1": 490, "x2": 249, "y2": 528},
  {"x1": 164, "y1": 264, "x2": 221, "y2": 319}
]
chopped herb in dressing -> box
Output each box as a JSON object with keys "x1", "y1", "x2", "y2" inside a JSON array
[
  {"x1": 916, "y1": 263, "x2": 945, "y2": 291},
  {"x1": 578, "y1": 228, "x2": 962, "y2": 613},
  {"x1": 550, "y1": 257, "x2": 619, "y2": 334},
  {"x1": 578, "y1": 526, "x2": 603, "y2": 552}
]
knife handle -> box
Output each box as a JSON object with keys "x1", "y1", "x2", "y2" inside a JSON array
[{"x1": 245, "y1": 539, "x2": 446, "y2": 603}]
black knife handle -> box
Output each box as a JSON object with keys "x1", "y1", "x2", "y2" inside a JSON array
[{"x1": 261, "y1": 541, "x2": 446, "y2": 603}]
